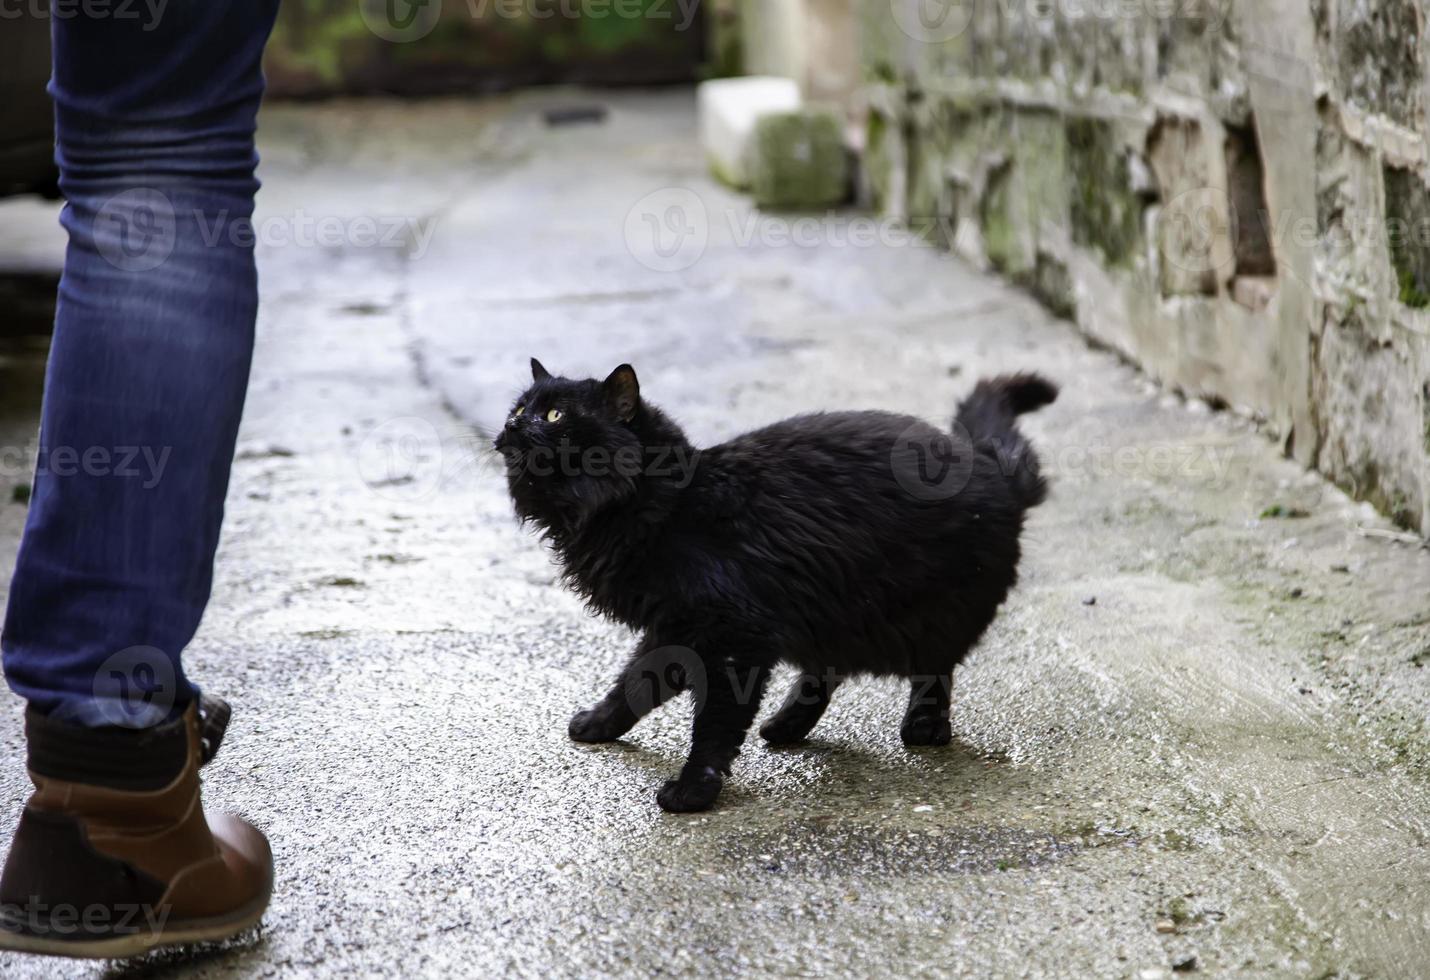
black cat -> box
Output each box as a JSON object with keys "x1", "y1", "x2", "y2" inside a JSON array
[{"x1": 495, "y1": 359, "x2": 1057, "y2": 812}]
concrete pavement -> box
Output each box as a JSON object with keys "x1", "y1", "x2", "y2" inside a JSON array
[{"x1": 1, "y1": 89, "x2": 1429, "y2": 978}]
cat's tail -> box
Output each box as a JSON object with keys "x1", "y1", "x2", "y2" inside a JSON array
[{"x1": 954, "y1": 373, "x2": 1059, "y2": 509}]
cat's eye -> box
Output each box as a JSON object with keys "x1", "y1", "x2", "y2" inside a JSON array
[
  {"x1": 546, "y1": 408, "x2": 564, "y2": 423},
  {"x1": 513, "y1": 405, "x2": 525, "y2": 416}
]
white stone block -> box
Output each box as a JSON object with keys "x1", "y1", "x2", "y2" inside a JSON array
[{"x1": 697, "y1": 76, "x2": 801, "y2": 189}]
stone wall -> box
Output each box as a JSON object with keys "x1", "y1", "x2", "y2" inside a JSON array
[
  {"x1": 853, "y1": 0, "x2": 1430, "y2": 534},
  {"x1": 740, "y1": 0, "x2": 860, "y2": 107}
]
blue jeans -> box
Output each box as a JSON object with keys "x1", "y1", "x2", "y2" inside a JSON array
[{"x1": 2, "y1": 2, "x2": 280, "y2": 726}]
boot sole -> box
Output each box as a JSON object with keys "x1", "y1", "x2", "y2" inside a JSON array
[{"x1": 0, "y1": 872, "x2": 272, "y2": 960}]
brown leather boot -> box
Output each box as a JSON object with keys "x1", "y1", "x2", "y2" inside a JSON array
[{"x1": 0, "y1": 697, "x2": 272, "y2": 958}]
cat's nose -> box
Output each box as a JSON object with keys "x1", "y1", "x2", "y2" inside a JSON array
[{"x1": 495, "y1": 416, "x2": 523, "y2": 451}]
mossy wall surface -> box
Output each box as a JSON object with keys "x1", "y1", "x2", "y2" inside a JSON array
[
  {"x1": 265, "y1": 0, "x2": 709, "y2": 97},
  {"x1": 749, "y1": 110, "x2": 848, "y2": 209},
  {"x1": 1384, "y1": 167, "x2": 1430, "y2": 310},
  {"x1": 1066, "y1": 118, "x2": 1141, "y2": 268},
  {"x1": 856, "y1": 0, "x2": 1430, "y2": 535}
]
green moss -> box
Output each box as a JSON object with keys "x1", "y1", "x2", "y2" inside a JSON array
[
  {"x1": 319, "y1": 575, "x2": 365, "y2": 588},
  {"x1": 1385, "y1": 167, "x2": 1430, "y2": 308},
  {"x1": 265, "y1": 0, "x2": 701, "y2": 95},
  {"x1": 866, "y1": 111, "x2": 887, "y2": 161},
  {"x1": 1168, "y1": 896, "x2": 1192, "y2": 925},
  {"x1": 706, "y1": 4, "x2": 743, "y2": 79},
  {"x1": 905, "y1": 125, "x2": 948, "y2": 239},
  {"x1": 541, "y1": 32, "x2": 575, "y2": 62},
  {"x1": 980, "y1": 161, "x2": 1018, "y2": 274},
  {"x1": 868, "y1": 61, "x2": 898, "y2": 85},
  {"x1": 864, "y1": 111, "x2": 896, "y2": 215},
  {"x1": 1397, "y1": 266, "x2": 1430, "y2": 308},
  {"x1": 1260, "y1": 504, "x2": 1311, "y2": 519},
  {"x1": 1339, "y1": 0, "x2": 1423, "y2": 128},
  {"x1": 1422, "y1": 384, "x2": 1430, "y2": 452},
  {"x1": 1018, "y1": 112, "x2": 1070, "y2": 238},
  {"x1": 299, "y1": 628, "x2": 355, "y2": 640},
  {"x1": 267, "y1": 4, "x2": 370, "y2": 86},
  {"x1": 748, "y1": 110, "x2": 848, "y2": 209},
  {"x1": 576, "y1": 1, "x2": 671, "y2": 52},
  {"x1": 1066, "y1": 118, "x2": 1142, "y2": 267},
  {"x1": 1158, "y1": 830, "x2": 1195, "y2": 852},
  {"x1": 707, "y1": 152, "x2": 744, "y2": 191},
  {"x1": 1389, "y1": 492, "x2": 1416, "y2": 530}
]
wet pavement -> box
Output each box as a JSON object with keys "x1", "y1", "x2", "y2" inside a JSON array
[{"x1": 1, "y1": 89, "x2": 1429, "y2": 978}]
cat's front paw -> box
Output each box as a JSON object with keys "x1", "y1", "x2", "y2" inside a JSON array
[
  {"x1": 656, "y1": 766, "x2": 723, "y2": 813},
  {"x1": 568, "y1": 704, "x2": 631, "y2": 743}
]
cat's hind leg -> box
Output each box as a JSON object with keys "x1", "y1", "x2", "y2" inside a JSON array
[
  {"x1": 759, "y1": 670, "x2": 843, "y2": 745},
  {"x1": 900, "y1": 672, "x2": 953, "y2": 746},
  {"x1": 569, "y1": 637, "x2": 689, "y2": 743}
]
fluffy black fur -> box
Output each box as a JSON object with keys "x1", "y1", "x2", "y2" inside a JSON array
[{"x1": 496, "y1": 359, "x2": 1057, "y2": 812}]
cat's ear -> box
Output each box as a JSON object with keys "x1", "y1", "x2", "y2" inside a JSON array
[
  {"x1": 530, "y1": 358, "x2": 552, "y2": 382},
  {"x1": 602, "y1": 364, "x2": 640, "y2": 422}
]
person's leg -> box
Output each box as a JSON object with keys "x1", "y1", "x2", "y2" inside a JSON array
[
  {"x1": 2, "y1": 0, "x2": 279, "y2": 727},
  {"x1": 0, "y1": 2, "x2": 280, "y2": 957}
]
